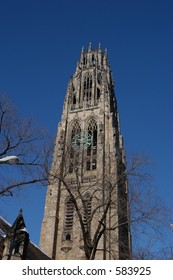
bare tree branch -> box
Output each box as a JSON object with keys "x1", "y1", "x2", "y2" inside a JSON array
[{"x1": 0, "y1": 92, "x2": 52, "y2": 197}]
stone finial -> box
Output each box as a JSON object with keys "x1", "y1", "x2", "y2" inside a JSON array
[
  {"x1": 80, "y1": 46, "x2": 84, "y2": 65},
  {"x1": 67, "y1": 77, "x2": 73, "y2": 91},
  {"x1": 88, "y1": 42, "x2": 92, "y2": 51}
]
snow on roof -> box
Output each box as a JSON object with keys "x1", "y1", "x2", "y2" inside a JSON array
[
  {"x1": 0, "y1": 216, "x2": 12, "y2": 227},
  {"x1": 0, "y1": 228, "x2": 6, "y2": 238}
]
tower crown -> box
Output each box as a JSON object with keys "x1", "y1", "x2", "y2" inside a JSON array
[
  {"x1": 78, "y1": 43, "x2": 109, "y2": 71},
  {"x1": 64, "y1": 43, "x2": 114, "y2": 113}
]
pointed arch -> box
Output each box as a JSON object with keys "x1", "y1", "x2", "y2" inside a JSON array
[{"x1": 71, "y1": 120, "x2": 81, "y2": 141}]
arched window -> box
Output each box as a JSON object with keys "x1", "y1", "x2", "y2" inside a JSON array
[
  {"x1": 63, "y1": 198, "x2": 74, "y2": 241},
  {"x1": 71, "y1": 121, "x2": 81, "y2": 142},
  {"x1": 84, "y1": 73, "x2": 92, "y2": 90},
  {"x1": 65, "y1": 234, "x2": 71, "y2": 241},
  {"x1": 83, "y1": 73, "x2": 92, "y2": 108},
  {"x1": 86, "y1": 119, "x2": 97, "y2": 171},
  {"x1": 69, "y1": 121, "x2": 81, "y2": 173}
]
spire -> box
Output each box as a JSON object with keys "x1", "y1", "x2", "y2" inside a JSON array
[
  {"x1": 88, "y1": 42, "x2": 92, "y2": 52},
  {"x1": 3, "y1": 209, "x2": 29, "y2": 260},
  {"x1": 81, "y1": 45, "x2": 84, "y2": 53},
  {"x1": 11, "y1": 208, "x2": 26, "y2": 232},
  {"x1": 105, "y1": 48, "x2": 107, "y2": 56},
  {"x1": 80, "y1": 46, "x2": 84, "y2": 65},
  {"x1": 98, "y1": 42, "x2": 101, "y2": 51}
]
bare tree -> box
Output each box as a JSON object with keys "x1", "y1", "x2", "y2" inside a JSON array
[
  {"x1": 132, "y1": 241, "x2": 173, "y2": 260},
  {"x1": 127, "y1": 154, "x2": 172, "y2": 260},
  {"x1": 48, "y1": 147, "x2": 168, "y2": 260},
  {"x1": 0, "y1": 93, "x2": 52, "y2": 197},
  {"x1": 1, "y1": 94, "x2": 171, "y2": 259}
]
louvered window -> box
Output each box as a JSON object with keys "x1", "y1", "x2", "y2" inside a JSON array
[
  {"x1": 69, "y1": 121, "x2": 81, "y2": 173},
  {"x1": 64, "y1": 199, "x2": 74, "y2": 241},
  {"x1": 83, "y1": 193, "x2": 92, "y2": 228},
  {"x1": 86, "y1": 119, "x2": 97, "y2": 171}
]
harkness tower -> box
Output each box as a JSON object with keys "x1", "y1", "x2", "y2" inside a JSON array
[{"x1": 40, "y1": 43, "x2": 131, "y2": 260}]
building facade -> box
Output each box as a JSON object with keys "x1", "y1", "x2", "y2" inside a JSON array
[{"x1": 40, "y1": 43, "x2": 131, "y2": 260}]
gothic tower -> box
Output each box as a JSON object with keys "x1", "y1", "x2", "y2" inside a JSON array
[{"x1": 40, "y1": 43, "x2": 131, "y2": 260}]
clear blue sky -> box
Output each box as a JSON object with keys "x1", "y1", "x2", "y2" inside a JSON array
[{"x1": 0, "y1": 0, "x2": 173, "y2": 250}]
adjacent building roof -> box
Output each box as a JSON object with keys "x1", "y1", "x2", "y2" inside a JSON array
[{"x1": 0, "y1": 215, "x2": 51, "y2": 260}]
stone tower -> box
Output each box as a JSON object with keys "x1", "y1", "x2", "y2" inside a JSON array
[{"x1": 40, "y1": 43, "x2": 131, "y2": 260}]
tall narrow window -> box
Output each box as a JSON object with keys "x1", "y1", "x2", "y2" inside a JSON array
[
  {"x1": 86, "y1": 119, "x2": 97, "y2": 171},
  {"x1": 83, "y1": 193, "x2": 92, "y2": 229},
  {"x1": 97, "y1": 88, "x2": 100, "y2": 100},
  {"x1": 92, "y1": 54, "x2": 95, "y2": 64},
  {"x1": 71, "y1": 94, "x2": 76, "y2": 110},
  {"x1": 69, "y1": 121, "x2": 81, "y2": 173},
  {"x1": 63, "y1": 198, "x2": 74, "y2": 241},
  {"x1": 92, "y1": 158, "x2": 97, "y2": 170},
  {"x1": 83, "y1": 73, "x2": 92, "y2": 108},
  {"x1": 83, "y1": 56, "x2": 87, "y2": 65},
  {"x1": 73, "y1": 95, "x2": 76, "y2": 104}
]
